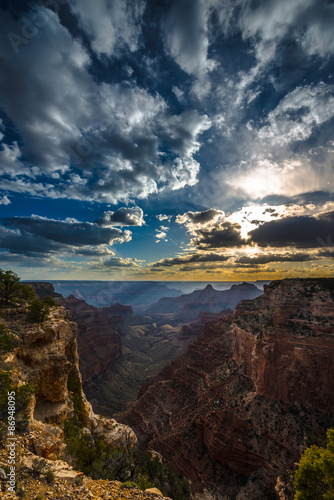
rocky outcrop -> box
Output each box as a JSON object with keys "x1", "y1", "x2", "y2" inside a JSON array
[
  {"x1": 1, "y1": 304, "x2": 136, "y2": 446},
  {"x1": 8, "y1": 306, "x2": 93, "y2": 426},
  {"x1": 118, "y1": 279, "x2": 334, "y2": 498},
  {"x1": 25, "y1": 281, "x2": 65, "y2": 304},
  {"x1": 0, "y1": 299, "x2": 168, "y2": 500}
]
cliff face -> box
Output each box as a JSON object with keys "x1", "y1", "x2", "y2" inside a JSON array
[
  {"x1": 63, "y1": 295, "x2": 122, "y2": 384},
  {"x1": 8, "y1": 305, "x2": 93, "y2": 426},
  {"x1": 118, "y1": 279, "x2": 334, "y2": 498},
  {"x1": 231, "y1": 279, "x2": 334, "y2": 412}
]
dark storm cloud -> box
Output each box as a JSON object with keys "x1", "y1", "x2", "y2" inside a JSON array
[
  {"x1": 179, "y1": 209, "x2": 222, "y2": 225},
  {"x1": 3, "y1": 216, "x2": 131, "y2": 247},
  {"x1": 0, "y1": 251, "x2": 54, "y2": 267},
  {"x1": 152, "y1": 252, "x2": 230, "y2": 268},
  {"x1": 96, "y1": 207, "x2": 145, "y2": 227},
  {"x1": 0, "y1": 226, "x2": 64, "y2": 256},
  {"x1": 102, "y1": 257, "x2": 138, "y2": 268},
  {"x1": 318, "y1": 250, "x2": 334, "y2": 259},
  {"x1": 249, "y1": 211, "x2": 334, "y2": 248},
  {"x1": 192, "y1": 222, "x2": 247, "y2": 250},
  {"x1": 236, "y1": 252, "x2": 316, "y2": 265}
]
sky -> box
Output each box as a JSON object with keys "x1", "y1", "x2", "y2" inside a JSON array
[{"x1": 0, "y1": 0, "x2": 333, "y2": 281}]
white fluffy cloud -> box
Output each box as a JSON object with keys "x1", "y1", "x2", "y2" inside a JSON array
[
  {"x1": 259, "y1": 83, "x2": 334, "y2": 145},
  {"x1": 0, "y1": 195, "x2": 10, "y2": 205},
  {"x1": 70, "y1": 0, "x2": 145, "y2": 57}
]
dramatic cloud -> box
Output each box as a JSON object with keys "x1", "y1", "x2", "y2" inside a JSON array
[
  {"x1": 176, "y1": 209, "x2": 223, "y2": 225},
  {"x1": 2, "y1": 216, "x2": 131, "y2": 247},
  {"x1": 96, "y1": 207, "x2": 145, "y2": 227},
  {"x1": 152, "y1": 252, "x2": 230, "y2": 268},
  {"x1": 218, "y1": 0, "x2": 334, "y2": 65},
  {"x1": 192, "y1": 223, "x2": 247, "y2": 250},
  {"x1": 0, "y1": 226, "x2": 64, "y2": 256},
  {"x1": 249, "y1": 211, "x2": 334, "y2": 248},
  {"x1": 177, "y1": 209, "x2": 247, "y2": 249},
  {"x1": 0, "y1": 0, "x2": 333, "y2": 278},
  {"x1": 162, "y1": 0, "x2": 210, "y2": 77},
  {"x1": 236, "y1": 252, "x2": 316, "y2": 265},
  {"x1": 96, "y1": 256, "x2": 142, "y2": 268},
  {"x1": 0, "y1": 7, "x2": 209, "y2": 204}
]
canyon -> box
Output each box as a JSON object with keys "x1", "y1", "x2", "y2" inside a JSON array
[
  {"x1": 28, "y1": 281, "x2": 260, "y2": 417},
  {"x1": 118, "y1": 279, "x2": 334, "y2": 499}
]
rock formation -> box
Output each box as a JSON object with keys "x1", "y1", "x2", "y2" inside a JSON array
[
  {"x1": 118, "y1": 279, "x2": 334, "y2": 499},
  {"x1": 0, "y1": 301, "x2": 156, "y2": 500}
]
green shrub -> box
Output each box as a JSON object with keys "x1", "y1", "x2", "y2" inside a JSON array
[
  {"x1": 120, "y1": 482, "x2": 138, "y2": 489},
  {"x1": 16, "y1": 284, "x2": 37, "y2": 303},
  {"x1": 46, "y1": 470, "x2": 55, "y2": 485},
  {"x1": 0, "y1": 269, "x2": 45, "y2": 307},
  {"x1": 74, "y1": 475, "x2": 83, "y2": 486},
  {"x1": 16, "y1": 485, "x2": 26, "y2": 498},
  {"x1": 0, "y1": 269, "x2": 20, "y2": 306},
  {"x1": 27, "y1": 299, "x2": 50, "y2": 323},
  {"x1": 42, "y1": 296, "x2": 59, "y2": 307},
  {"x1": 0, "y1": 324, "x2": 20, "y2": 353}
]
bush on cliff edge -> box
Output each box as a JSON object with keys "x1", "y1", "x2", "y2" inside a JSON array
[{"x1": 294, "y1": 428, "x2": 334, "y2": 499}]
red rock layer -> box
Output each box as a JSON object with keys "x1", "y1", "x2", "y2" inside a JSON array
[
  {"x1": 63, "y1": 295, "x2": 122, "y2": 383},
  {"x1": 231, "y1": 279, "x2": 334, "y2": 412},
  {"x1": 118, "y1": 279, "x2": 334, "y2": 498}
]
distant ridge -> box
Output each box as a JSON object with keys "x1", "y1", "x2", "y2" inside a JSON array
[{"x1": 144, "y1": 282, "x2": 262, "y2": 324}]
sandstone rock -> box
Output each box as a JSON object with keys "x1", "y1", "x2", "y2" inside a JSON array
[
  {"x1": 145, "y1": 487, "x2": 164, "y2": 496},
  {"x1": 29, "y1": 419, "x2": 66, "y2": 459},
  {"x1": 275, "y1": 470, "x2": 295, "y2": 499},
  {"x1": 54, "y1": 469, "x2": 84, "y2": 482},
  {"x1": 94, "y1": 416, "x2": 137, "y2": 448}
]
